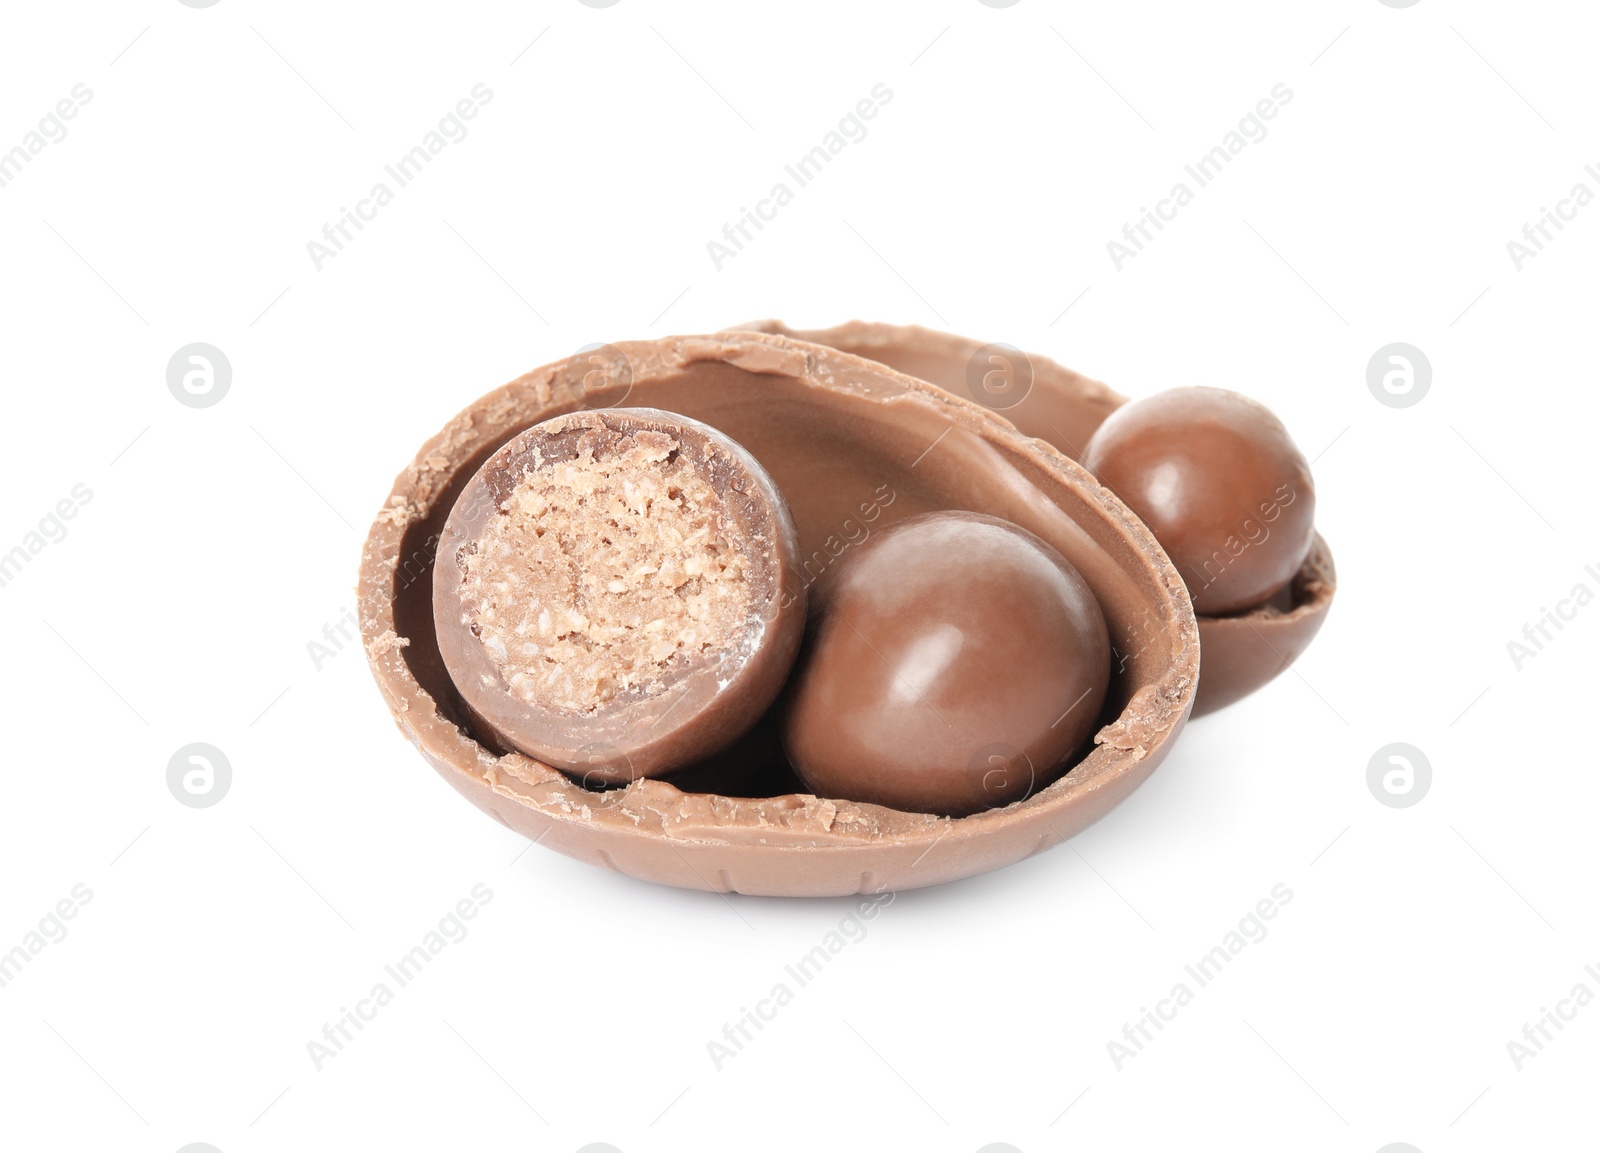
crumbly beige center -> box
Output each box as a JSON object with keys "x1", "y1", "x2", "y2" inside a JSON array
[{"x1": 460, "y1": 428, "x2": 754, "y2": 714}]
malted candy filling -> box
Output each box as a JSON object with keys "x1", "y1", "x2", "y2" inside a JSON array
[{"x1": 456, "y1": 426, "x2": 755, "y2": 714}]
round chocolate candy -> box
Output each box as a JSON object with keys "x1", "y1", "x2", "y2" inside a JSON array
[
  {"x1": 432, "y1": 407, "x2": 806, "y2": 784},
  {"x1": 1081, "y1": 386, "x2": 1316, "y2": 616},
  {"x1": 780, "y1": 511, "x2": 1111, "y2": 817}
]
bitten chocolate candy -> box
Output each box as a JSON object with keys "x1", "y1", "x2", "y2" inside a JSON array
[
  {"x1": 1081, "y1": 387, "x2": 1316, "y2": 616},
  {"x1": 781, "y1": 511, "x2": 1111, "y2": 817},
  {"x1": 432, "y1": 407, "x2": 805, "y2": 783}
]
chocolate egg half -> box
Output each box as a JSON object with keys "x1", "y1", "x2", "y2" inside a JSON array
[{"x1": 358, "y1": 332, "x2": 1198, "y2": 896}]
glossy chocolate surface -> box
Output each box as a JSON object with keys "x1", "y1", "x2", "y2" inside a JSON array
[
  {"x1": 1082, "y1": 387, "x2": 1316, "y2": 616},
  {"x1": 783, "y1": 512, "x2": 1110, "y2": 816}
]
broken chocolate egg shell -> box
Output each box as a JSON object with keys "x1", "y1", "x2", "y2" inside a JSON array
[
  {"x1": 359, "y1": 332, "x2": 1198, "y2": 896},
  {"x1": 737, "y1": 320, "x2": 1335, "y2": 717}
]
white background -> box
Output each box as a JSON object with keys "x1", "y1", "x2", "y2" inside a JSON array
[{"x1": 1, "y1": 1, "x2": 1595, "y2": 1151}]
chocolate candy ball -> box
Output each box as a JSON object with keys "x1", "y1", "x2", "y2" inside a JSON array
[
  {"x1": 1081, "y1": 387, "x2": 1315, "y2": 616},
  {"x1": 780, "y1": 512, "x2": 1111, "y2": 817},
  {"x1": 433, "y1": 408, "x2": 806, "y2": 784}
]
